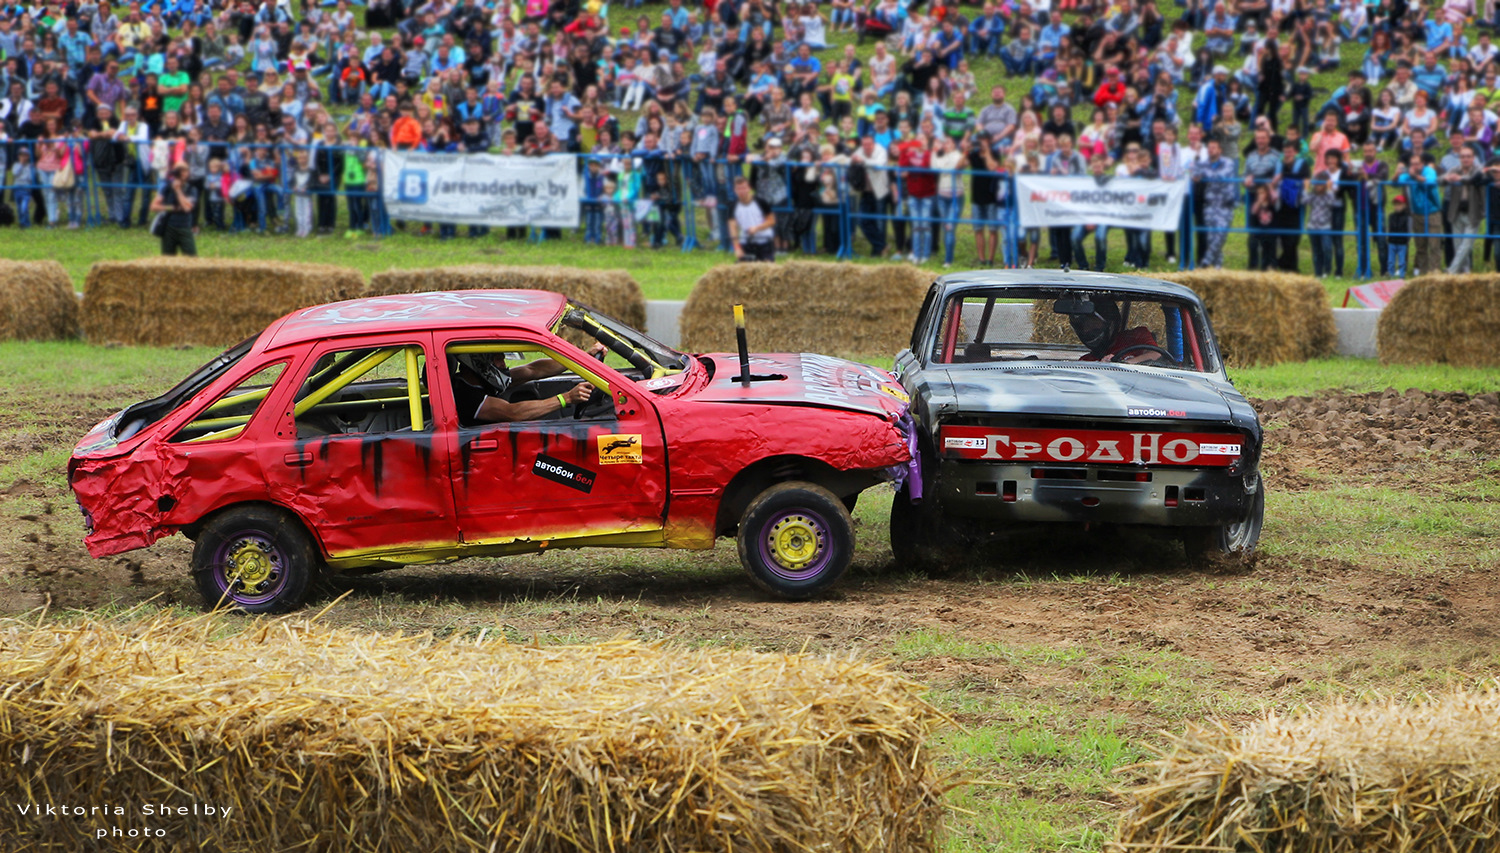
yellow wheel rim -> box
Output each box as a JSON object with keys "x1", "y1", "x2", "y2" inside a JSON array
[
  {"x1": 227, "y1": 540, "x2": 275, "y2": 594},
  {"x1": 767, "y1": 515, "x2": 822, "y2": 571}
]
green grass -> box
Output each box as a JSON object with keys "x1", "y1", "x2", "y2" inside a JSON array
[
  {"x1": 1228, "y1": 357, "x2": 1500, "y2": 399},
  {"x1": 1265, "y1": 480, "x2": 1500, "y2": 573}
]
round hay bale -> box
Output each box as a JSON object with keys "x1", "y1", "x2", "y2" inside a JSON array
[
  {"x1": 1378, "y1": 274, "x2": 1500, "y2": 366},
  {"x1": 81, "y1": 258, "x2": 364, "y2": 348},
  {"x1": 366, "y1": 265, "x2": 647, "y2": 332},
  {"x1": 1114, "y1": 690, "x2": 1500, "y2": 853},
  {"x1": 680, "y1": 261, "x2": 932, "y2": 355},
  {"x1": 0, "y1": 260, "x2": 80, "y2": 341}
]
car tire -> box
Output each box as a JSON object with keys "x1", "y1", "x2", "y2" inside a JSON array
[
  {"x1": 889, "y1": 484, "x2": 954, "y2": 573},
  {"x1": 737, "y1": 481, "x2": 854, "y2": 599},
  {"x1": 191, "y1": 505, "x2": 318, "y2": 614},
  {"x1": 1183, "y1": 485, "x2": 1265, "y2": 562}
]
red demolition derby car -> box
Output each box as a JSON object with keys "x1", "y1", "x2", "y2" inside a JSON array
[{"x1": 69, "y1": 291, "x2": 914, "y2": 612}]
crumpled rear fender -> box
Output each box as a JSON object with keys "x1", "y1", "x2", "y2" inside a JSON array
[{"x1": 69, "y1": 441, "x2": 279, "y2": 559}]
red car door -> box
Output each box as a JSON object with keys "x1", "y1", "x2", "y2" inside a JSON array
[
  {"x1": 257, "y1": 333, "x2": 461, "y2": 564},
  {"x1": 432, "y1": 330, "x2": 669, "y2": 550}
]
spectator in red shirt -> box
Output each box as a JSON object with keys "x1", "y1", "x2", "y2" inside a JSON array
[
  {"x1": 899, "y1": 134, "x2": 936, "y2": 263},
  {"x1": 1093, "y1": 65, "x2": 1127, "y2": 109}
]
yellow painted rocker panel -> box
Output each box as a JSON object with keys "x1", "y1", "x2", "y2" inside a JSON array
[{"x1": 323, "y1": 527, "x2": 668, "y2": 571}]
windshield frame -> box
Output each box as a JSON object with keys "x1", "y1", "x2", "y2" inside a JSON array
[
  {"x1": 558, "y1": 302, "x2": 690, "y2": 379},
  {"x1": 927, "y1": 287, "x2": 1221, "y2": 374}
]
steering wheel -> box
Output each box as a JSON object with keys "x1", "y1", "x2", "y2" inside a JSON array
[
  {"x1": 1108, "y1": 344, "x2": 1179, "y2": 366},
  {"x1": 572, "y1": 385, "x2": 613, "y2": 420}
]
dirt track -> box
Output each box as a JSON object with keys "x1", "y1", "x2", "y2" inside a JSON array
[{"x1": 3, "y1": 390, "x2": 1498, "y2": 696}]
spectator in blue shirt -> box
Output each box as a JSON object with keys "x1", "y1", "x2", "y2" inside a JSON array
[
  {"x1": 1424, "y1": 18, "x2": 1455, "y2": 55},
  {"x1": 1001, "y1": 24, "x2": 1036, "y2": 77},
  {"x1": 1412, "y1": 52, "x2": 1448, "y2": 101},
  {"x1": 788, "y1": 43, "x2": 822, "y2": 97},
  {"x1": 1038, "y1": 11, "x2": 1069, "y2": 67},
  {"x1": 968, "y1": 4, "x2": 1005, "y2": 58},
  {"x1": 666, "y1": 0, "x2": 690, "y2": 31},
  {"x1": 934, "y1": 19, "x2": 965, "y2": 70},
  {"x1": 57, "y1": 19, "x2": 92, "y2": 72},
  {"x1": 1203, "y1": 3, "x2": 1237, "y2": 56}
]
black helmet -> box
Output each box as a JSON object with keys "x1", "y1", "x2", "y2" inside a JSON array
[
  {"x1": 450, "y1": 352, "x2": 511, "y2": 397},
  {"x1": 1068, "y1": 298, "x2": 1122, "y2": 356}
]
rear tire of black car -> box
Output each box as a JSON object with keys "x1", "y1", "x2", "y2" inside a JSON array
[
  {"x1": 1183, "y1": 485, "x2": 1265, "y2": 562},
  {"x1": 192, "y1": 505, "x2": 318, "y2": 614},
  {"x1": 889, "y1": 485, "x2": 956, "y2": 573},
  {"x1": 737, "y1": 482, "x2": 854, "y2": 599}
]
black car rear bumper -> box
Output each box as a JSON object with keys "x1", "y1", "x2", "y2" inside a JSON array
[{"x1": 931, "y1": 460, "x2": 1257, "y2": 527}]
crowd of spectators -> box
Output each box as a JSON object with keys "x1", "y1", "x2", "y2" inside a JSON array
[{"x1": 1, "y1": 0, "x2": 1499, "y2": 273}]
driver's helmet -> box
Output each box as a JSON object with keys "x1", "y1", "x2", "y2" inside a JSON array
[
  {"x1": 451, "y1": 352, "x2": 512, "y2": 397},
  {"x1": 1068, "y1": 298, "x2": 1122, "y2": 357}
]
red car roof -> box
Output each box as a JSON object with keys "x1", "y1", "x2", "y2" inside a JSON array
[{"x1": 265, "y1": 290, "x2": 570, "y2": 348}]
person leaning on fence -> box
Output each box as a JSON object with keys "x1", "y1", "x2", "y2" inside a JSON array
[
  {"x1": 1443, "y1": 143, "x2": 1487, "y2": 274},
  {"x1": 729, "y1": 175, "x2": 776, "y2": 262},
  {"x1": 151, "y1": 162, "x2": 197, "y2": 256},
  {"x1": 1193, "y1": 137, "x2": 1240, "y2": 269},
  {"x1": 1398, "y1": 152, "x2": 1444, "y2": 275}
]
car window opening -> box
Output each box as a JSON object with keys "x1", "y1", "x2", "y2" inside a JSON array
[
  {"x1": 447, "y1": 341, "x2": 615, "y2": 428},
  {"x1": 292, "y1": 345, "x2": 431, "y2": 439},
  {"x1": 171, "y1": 362, "x2": 288, "y2": 444}
]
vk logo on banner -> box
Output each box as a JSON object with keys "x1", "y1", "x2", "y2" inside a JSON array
[{"x1": 397, "y1": 169, "x2": 428, "y2": 203}]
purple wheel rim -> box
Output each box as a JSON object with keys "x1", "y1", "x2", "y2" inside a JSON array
[
  {"x1": 209, "y1": 530, "x2": 289, "y2": 607},
  {"x1": 757, "y1": 508, "x2": 834, "y2": 582}
]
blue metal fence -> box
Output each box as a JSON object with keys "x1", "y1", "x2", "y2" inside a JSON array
[{"x1": 5, "y1": 142, "x2": 1495, "y2": 278}]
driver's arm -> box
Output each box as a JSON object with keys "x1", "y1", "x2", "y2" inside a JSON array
[
  {"x1": 509, "y1": 343, "x2": 608, "y2": 382},
  {"x1": 475, "y1": 381, "x2": 593, "y2": 422}
]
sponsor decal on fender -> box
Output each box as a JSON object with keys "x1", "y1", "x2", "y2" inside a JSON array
[
  {"x1": 940, "y1": 426, "x2": 1242, "y2": 467},
  {"x1": 879, "y1": 384, "x2": 911, "y2": 404},
  {"x1": 597, "y1": 434, "x2": 643, "y2": 465},
  {"x1": 532, "y1": 454, "x2": 597, "y2": 493}
]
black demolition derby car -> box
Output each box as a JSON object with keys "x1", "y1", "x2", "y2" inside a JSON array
[{"x1": 891, "y1": 271, "x2": 1264, "y2": 565}]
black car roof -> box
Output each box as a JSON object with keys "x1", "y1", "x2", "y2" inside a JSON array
[{"x1": 928, "y1": 271, "x2": 1206, "y2": 304}]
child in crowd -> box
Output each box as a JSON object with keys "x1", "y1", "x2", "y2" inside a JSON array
[
  {"x1": 9, "y1": 148, "x2": 34, "y2": 228},
  {"x1": 582, "y1": 158, "x2": 606, "y2": 244},
  {"x1": 1386, "y1": 194, "x2": 1411, "y2": 277},
  {"x1": 204, "y1": 158, "x2": 228, "y2": 231}
]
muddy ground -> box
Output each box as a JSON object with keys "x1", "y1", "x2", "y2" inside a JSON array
[{"x1": 3, "y1": 388, "x2": 1497, "y2": 703}]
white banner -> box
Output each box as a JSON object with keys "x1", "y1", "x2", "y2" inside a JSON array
[
  {"x1": 1015, "y1": 175, "x2": 1188, "y2": 231},
  {"x1": 381, "y1": 152, "x2": 580, "y2": 227}
]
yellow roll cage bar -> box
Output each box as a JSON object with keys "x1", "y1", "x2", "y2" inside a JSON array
[{"x1": 182, "y1": 346, "x2": 430, "y2": 444}]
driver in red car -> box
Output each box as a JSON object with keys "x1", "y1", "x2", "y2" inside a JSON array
[
  {"x1": 451, "y1": 345, "x2": 604, "y2": 424},
  {"x1": 1068, "y1": 298, "x2": 1165, "y2": 363}
]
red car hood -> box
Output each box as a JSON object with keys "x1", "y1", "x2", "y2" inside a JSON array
[{"x1": 688, "y1": 354, "x2": 909, "y2": 420}]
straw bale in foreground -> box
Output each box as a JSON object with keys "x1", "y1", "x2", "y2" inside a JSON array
[
  {"x1": 680, "y1": 261, "x2": 931, "y2": 355},
  {"x1": 0, "y1": 616, "x2": 950, "y2": 853},
  {"x1": 1378, "y1": 274, "x2": 1500, "y2": 366},
  {"x1": 82, "y1": 258, "x2": 363, "y2": 347},
  {"x1": 366, "y1": 265, "x2": 647, "y2": 332},
  {"x1": 0, "y1": 260, "x2": 78, "y2": 341},
  {"x1": 1153, "y1": 271, "x2": 1336, "y2": 366},
  {"x1": 1112, "y1": 690, "x2": 1500, "y2": 852}
]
